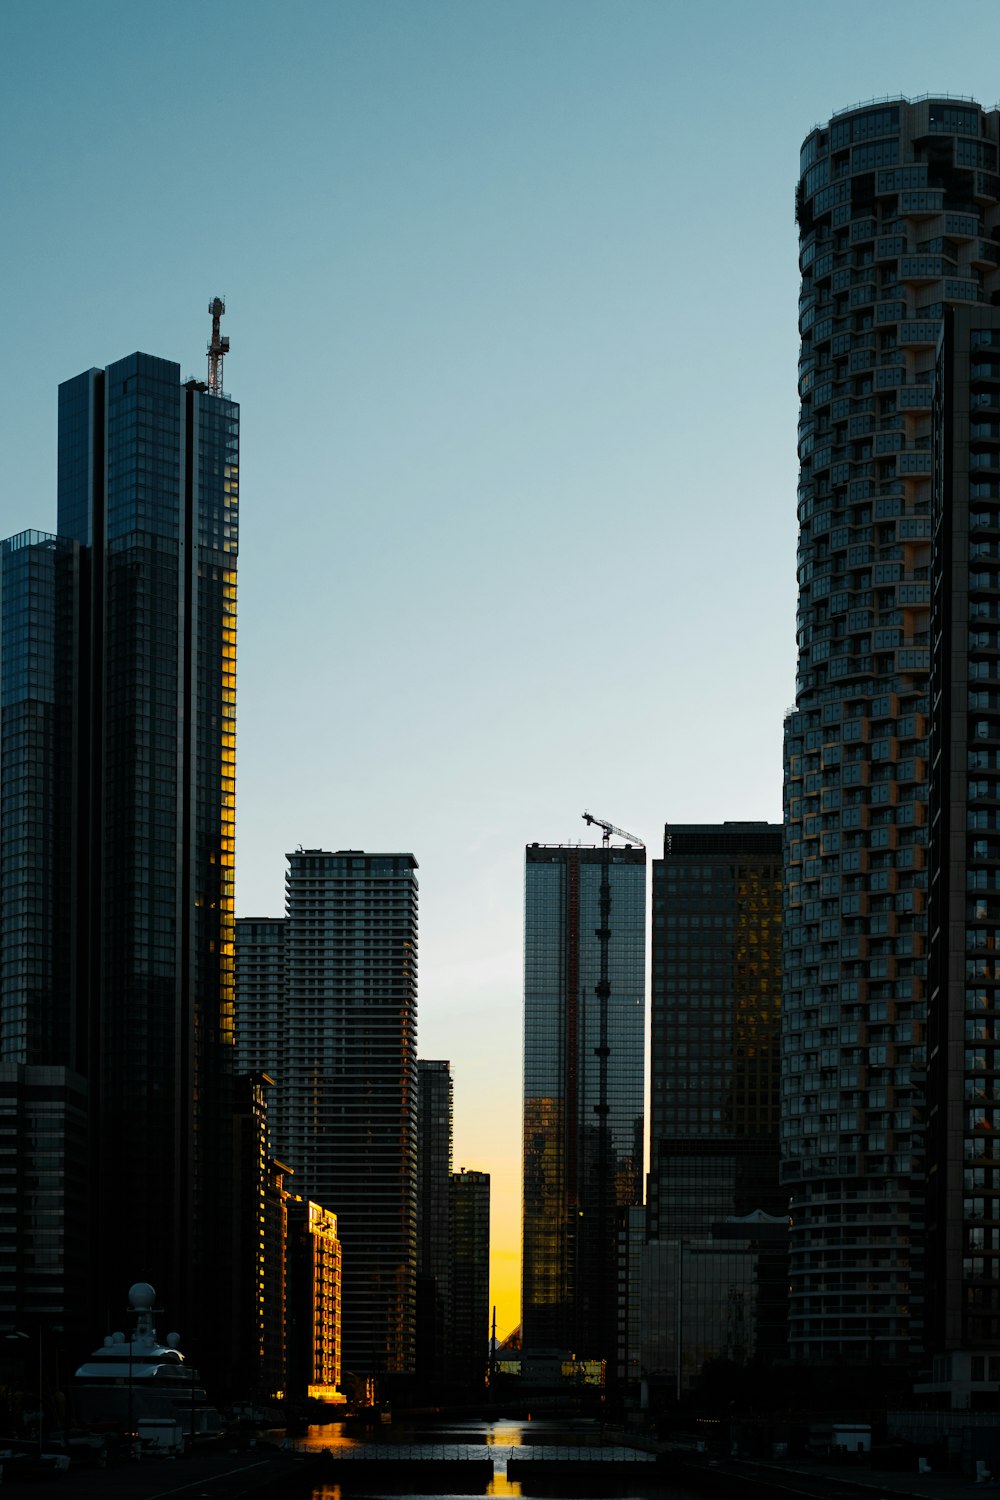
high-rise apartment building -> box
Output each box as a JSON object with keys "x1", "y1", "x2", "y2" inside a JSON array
[
  {"x1": 522, "y1": 840, "x2": 645, "y2": 1368},
  {"x1": 235, "y1": 918, "x2": 286, "y2": 1086},
  {"x1": 786, "y1": 97, "x2": 1000, "y2": 1364},
  {"x1": 0, "y1": 342, "x2": 239, "y2": 1369},
  {"x1": 649, "y1": 822, "x2": 783, "y2": 1239},
  {"x1": 416, "y1": 1059, "x2": 453, "y2": 1381},
  {"x1": 281, "y1": 849, "x2": 419, "y2": 1381},
  {"x1": 925, "y1": 304, "x2": 1000, "y2": 1396}
]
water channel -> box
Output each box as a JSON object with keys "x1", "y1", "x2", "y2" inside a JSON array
[{"x1": 293, "y1": 1417, "x2": 704, "y2": 1500}]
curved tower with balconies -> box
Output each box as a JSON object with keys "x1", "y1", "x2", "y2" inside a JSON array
[{"x1": 784, "y1": 96, "x2": 1000, "y2": 1365}]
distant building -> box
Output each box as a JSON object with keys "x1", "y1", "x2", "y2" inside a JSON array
[
  {"x1": 450, "y1": 1168, "x2": 490, "y2": 1390},
  {"x1": 648, "y1": 822, "x2": 784, "y2": 1237},
  {"x1": 235, "y1": 920, "x2": 286, "y2": 1099},
  {"x1": 286, "y1": 1199, "x2": 342, "y2": 1400},
  {"x1": 522, "y1": 840, "x2": 645, "y2": 1369},
  {"x1": 262, "y1": 1158, "x2": 292, "y2": 1401},
  {"x1": 282, "y1": 850, "x2": 419, "y2": 1381},
  {"x1": 639, "y1": 1213, "x2": 788, "y2": 1397},
  {"x1": 644, "y1": 822, "x2": 786, "y2": 1388},
  {"x1": 416, "y1": 1060, "x2": 453, "y2": 1382}
]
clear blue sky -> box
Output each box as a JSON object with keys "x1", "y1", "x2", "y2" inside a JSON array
[{"x1": 3, "y1": 0, "x2": 1000, "y2": 1336}]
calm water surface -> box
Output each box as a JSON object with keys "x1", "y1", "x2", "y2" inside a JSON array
[{"x1": 295, "y1": 1417, "x2": 703, "y2": 1500}]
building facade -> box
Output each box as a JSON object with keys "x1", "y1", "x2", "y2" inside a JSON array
[
  {"x1": 522, "y1": 840, "x2": 645, "y2": 1368},
  {"x1": 449, "y1": 1167, "x2": 490, "y2": 1391},
  {"x1": 416, "y1": 1059, "x2": 453, "y2": 1382},
  {"x1": 235, "y1": 919, "x2": 286, "y2": 1089},
  {"x1": 282, "y1": 850, "x2": 419, "y2": 1381},
  {"x1": 926, "y1": 304, "x2": 1000, "y2": 1390},
  {"x1": 785, "y1": 97, "x2": 1000, "y2": 1364},
  {"x1": 0, "y1": 346, "x2": 240, "y2": 1373},
  {"x1": 286, "y1": 1198, "x2": 342, "y2": 1400},
  {"x1": 649, "y1": 822, "x2": 783, "y2": 1240}
]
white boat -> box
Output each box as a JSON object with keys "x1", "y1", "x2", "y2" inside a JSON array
[{"x1": 73, "y1": 1282, "x2": 223, "y2": 1438}]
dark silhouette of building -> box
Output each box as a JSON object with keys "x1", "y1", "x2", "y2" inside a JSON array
[
  {"x1": 643, "y1": 822, "x2": 786, "y2": 1392},
  {"x1": 416, "y1": 1060, "x2": 452, "y2": 1382},
  {"x1": 286, "y1": 1198, "x2": 341, "y2": 1400},
  {"x1": 649, "y1": 822, "x2": 784, "y2": 1236},
  {"x1": 924, "y1": 304, "x2": 1000, "y2": 1407},
  {"x1": 521, "y1": 840, "x2": 645, "y2": 1370},
  {"x1": 786, "y1": 96, "x2": 1000, "y2": 1365},
  {"x1": 450, "y1": 1168, "x2": 490, "y2": 1391},
  {"x1": 0, "y1": 344, "x2": 240, "y2": 1381}
]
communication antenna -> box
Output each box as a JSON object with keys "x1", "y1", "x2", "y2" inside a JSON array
[{"x1": 207, "y1": 297, "x2": 230, "y2": 395}]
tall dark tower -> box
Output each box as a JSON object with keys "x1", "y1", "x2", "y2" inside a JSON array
[
  {"x1": 0, "y1": 316, "x2": 239, "y2": 1369},
  {"x1": 521, "y1": 837, "x2": 645, "y2": 1369},
  {"x1": 786, "y1": 97, "x2": 1000, "y2": 1367},
  {"x1": 416, "y1": 1059, "x2": 453, "y2": 1382}
]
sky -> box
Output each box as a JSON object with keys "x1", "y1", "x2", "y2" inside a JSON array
[{"x1": 3, "y1": 0, "x2": 1000, "y2": 1342}]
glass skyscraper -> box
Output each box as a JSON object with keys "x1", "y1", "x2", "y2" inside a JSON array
[
  {"x1": 649, "y1": 822, "x2": 783, "y2": 1238},
  {"x1": 0, "y1": 350, "x2": 239, "y2": 1369},
  {"x1": 786, "y1": 97, "x2": 1000, "y2": 1365},
  {"x1": 522, "y1": 840, "x2": 645, "y2": 1368}
]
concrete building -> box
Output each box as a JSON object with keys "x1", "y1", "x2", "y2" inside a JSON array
[
  {"x1": 785, "y1": 96, "x2": 1000, "y2": 1364},
  {"x1": 924, "y1": 304, "x2": 1000, "y2": 1404}
]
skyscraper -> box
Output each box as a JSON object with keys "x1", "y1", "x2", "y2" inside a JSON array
[
  {"x1": 282, "y1": 849, "x2": 419, "y2": 1382},
  {"x1": 786, "y1": 97, "x2": 1000, "y2": 1364},
  {"x1": 522, "y1": 839, "x2": 645, "y2": 1368},
  {"x1": 925, "y1": 303, "x2": 1000, "y2": 1397},
  {"x1": 643, "y1": 822, "x2": 785, "y2": 1392},
  {"x1": 649, "y1": 822, "x2": 783, "y2": 1239},
  {"x1": 450, "y1": 1168, "x2": 490, "y2": 1391},
  {"x1": 416, "y1": 1059, "x2": 453, "y2": 1381},
  {"x1": 0, "y1": 339, "x2": 239, "y2": 1366}
]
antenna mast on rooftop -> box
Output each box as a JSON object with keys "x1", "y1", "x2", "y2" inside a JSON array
[{"x1": 207, "y1": 297, "x2": 230, "y2": 396}]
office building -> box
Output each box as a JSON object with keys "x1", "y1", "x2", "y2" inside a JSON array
[
  {"x1": 0, "y1": 339, "x2": 239, "y2": 1371},
  {"x1": 449, "y1": 1167, "x2": 490, "y2": 1390},
  {"x1": 785, "y1": 97, "x2": 1000, "y2": 1364},
  {"x1": 286, "y1": 1199, "x2": 342, "y2": 1400},
  {"x1": 924, "y1": 304, "x2": 1000, "y2": 1403},
  {"x1": 282, "y1": 849, "x2": 419, "y2": 1381},
  {"x1": 649, "y1": 822, "x2": 783, "y2": 1239},
  {"x1": 644, "y1": 822, "x2": 785, "y2": 1388},
  {"x1": 522, "y1": 839, "x2": 645, "y2": 1369},
  {"x1": 416, "y1": 1059, "x2": 453, "y2": 1381}
]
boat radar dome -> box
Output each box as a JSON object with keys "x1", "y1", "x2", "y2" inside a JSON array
[{"x1": 128, "y1": 1282, "x2": 156, "y2": 1310}]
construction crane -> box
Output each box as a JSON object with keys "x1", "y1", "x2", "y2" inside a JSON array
[
  {"x1": 207, "y1": 297, "x2": 230, "y2": 396},
  {"x1": 582, "y1": 810, "x2": 644, "y2": 848},
  {"x1": 579, "y1": 809, "x2": 644, "y2": 1359}
]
